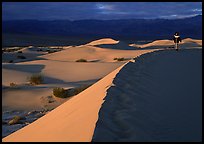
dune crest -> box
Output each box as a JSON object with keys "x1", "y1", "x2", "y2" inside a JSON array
[
  {"x1": 130, "y1": 38, "x2": 202, "y2": 49},
  {"x1": 2, "y1": 61, "x2": 128, "y2": 142},
  {"x1": 86, "y1": 38, "x2": 119, "y2": 46},
  {"x1": 93, "y1": 49, "x2": 202, "y2": 142},
  {"x1": 40, "y1": 45, "x2": 156, "y2": 62},
  {"x1": 3, "y1": 48, "x2": 157, "y2": 142},
  {"x1": 182, "y1": 38, "x2": 202, "y2": 45}
]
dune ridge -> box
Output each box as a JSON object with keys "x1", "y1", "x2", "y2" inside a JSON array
[
  {"x1": 92, "y1": 49, "x2": 202, "y2": 142},
  {"x1": 40, "y1": 45, "x2": 157, "y2": 62},
  {"x1": 3, "y1": 47, "x2": 159, "y2": 142},
  {"x1": 2, "y1": 37, "x2": 202, "y2": 142},
  {"x1": 129, "y1": 38, "x2": 202, "y2": 49},
  {"x1": 86, "y1": 38, "x2": 119, "y2": 46},
  {"x1": 2, "y1": 61, "x2": 128, "y2": 142}
]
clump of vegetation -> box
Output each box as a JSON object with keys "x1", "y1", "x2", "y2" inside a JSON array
[
  {"x1": 53, "y1": 87, "x2": 67, "y2": 98},
  {"x1": 48, "y1": 50, "x2": 57, "y2": 53},
  {"x1": 10, "y1": 82, "x2": 17, "y2": 87},
  {"x1": 53, "y1": 84, "x2": 91, "y2": 98},
  {"x1": 37, "y1": 49, "x2": 43, "y2": 52},
  {"x1": 17, "y1": 55, "x2": 26, "y2": 59},
  {"x1": 70, "y1": 85, "x2": 91, "y2": 95},
  {"x1": 28, "y1": 74, "x2": 44, "y2": 85},
  {"x1": 8, "y1": 116, "x2": 23, "y2": 125},
  {"x1": 76, "y1": 59, "x2": 87, "y2": 62},
  {"x1": 113, "y1": 57, "x2": 125, "y2": 61},
  {"x1": 3, "y1": 47, "x2": 22, "y2": 53},
  {"x1": 8, "y1": 60, "x2": 13, "y2": 63}
]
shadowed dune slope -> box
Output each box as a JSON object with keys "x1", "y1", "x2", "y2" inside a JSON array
[
  {"x1": 92, "y1": 49, "x2": 202, "y2": 142},
  {"x1": 96, "y1": 41, "x2": 138, "y2": 50}
]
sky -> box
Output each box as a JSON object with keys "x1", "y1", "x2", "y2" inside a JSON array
[{"x1": 2, "y1": 2, "x2": 202, "y2": 21}]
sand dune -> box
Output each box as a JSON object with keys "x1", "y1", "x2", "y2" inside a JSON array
[
  {"x1": 3, "y1": 60, "x2": 122, "y2": 85},
  {"x1": 40, "y1": 45, "x2": 156, "y2": 62},
  {"x1": 96, "y1": 41, "x2": 138, "y2": 50},
  {"x1": 2, "y1": 60, "x2": 122, "y2": 111},
  {"x1": 130, "y1": 38, "x2": 202, "y2": 49},
  {"x1": 86, "y1": 38, "x2": 119, "y2": 46},
  {"x1": 2, "y1": 38, "x2": 202, "y2": 142},
  {"x1": 2, "y1": 61, "x2": 128, "y2": 142},
  {"x1": 182, "y1": 38, "x2": 202, "y2": 45},
  {"x1": 2, "y1": 47, "x2": 157, "y2": 142},
  {"x1": 2, "y1": 38, "x2": 157, "y2": 112},
  {"x1": 86, "y1": 38, "x2": 138, "y2": 50},
  {"x1": 137, "y1": 39, "x2": 173, "y2": 48},
  {"x1": 92, "y1": 49, "x2": 202, "y2": 142},
  {"x1": 2, "y1": 47, "x2": 47, "y2": 63}
]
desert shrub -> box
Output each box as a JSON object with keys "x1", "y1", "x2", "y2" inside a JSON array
[
  {"x1": 4, "y1": 48, "x2": 22, "y2": 52},
  {"x1": 117, "y1": 58, "x2": 125, "y2": 61},
  {"x1": 28, "y1": 74, "x2": 44, "y2": 85},
  {"x1": 10, "y1": 82, "x2": 17, "y2": 87},
  {"x1": 76, "y1": 59, "x2": 87, "y2": 62},
  {"x1": 48, "y1": 50, "x2": 57, "y2": 53},
  {"x1": 53, "y1": 84, "x2": 91, "y2": 98},
  {"x1": 8, "y1": 60, "x2": 13, "y2": 63},
  {"x1": 17, "y1": 55, "x2": 26, "y2": 59},
  {"x1": 8, "y1": 116, "x2": 22, "y2": 125},
  {"x1": 70, "y1": 85, "x2": 91, "y2": 96},
  {"x1": 113, "y1": 57, "x2": 125, "y2": 61},
  {"x1": 37, "y1": 49, "x2": 43, "y2": 52},
  {"x1": 53, "y1": 87, "x2": 67, "y2": 98},
  {"x1": 17, "y1": 51, "x2": 23, "y2": 53}
]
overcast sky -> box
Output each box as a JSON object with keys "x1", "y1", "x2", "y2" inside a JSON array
[{"x1": 2, "y1": 2, "x2": 202, "y2": 21}]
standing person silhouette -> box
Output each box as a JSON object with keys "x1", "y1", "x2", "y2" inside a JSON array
[{"x1": 173, "y1": 32, "x2": 182, "y2": 51}]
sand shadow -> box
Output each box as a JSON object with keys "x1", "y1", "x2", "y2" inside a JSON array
[
  {"x1": 97, "y1": 41, "x2": 139, "y2": 50},
  {"x1": 2, "y1": 63, "x2": 45, "y2": 73}
]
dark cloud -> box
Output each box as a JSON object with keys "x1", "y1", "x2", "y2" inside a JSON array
[{"x1": 2, "y1": 2, "x2": 202, "y2": 20}]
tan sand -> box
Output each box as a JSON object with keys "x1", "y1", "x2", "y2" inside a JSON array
[
  {"x1": 2, "y1": 61, "x2": 128, "y2": 142},
  {"x1": 3, "y1": 38, "x2": 156, "y2": 111},
  {"x1": 40, "y1": 45, "x2": 157, "y2": 62},
  {"x1": 3, "y1": 47, "x2": 157, "y2": 142},
  {"x1": 3, "y1": 38, "x2": 201, "y2": 142},
  {"x1": 2, "y1": 60, "x2": 122, "y2": 110},
  {"x1": 92, "y1": 49, "x2": 202, "y2": 142},
  {"x1": 129, "y1": 38, "x2": 202, "y2": 49},
  {"x1": 86, "y1": 38, "x2": 119, "y2": 46}
]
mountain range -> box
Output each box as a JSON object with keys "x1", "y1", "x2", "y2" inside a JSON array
[{"x1": 2, "y1": 15, "x2": 202, "y2": 46}]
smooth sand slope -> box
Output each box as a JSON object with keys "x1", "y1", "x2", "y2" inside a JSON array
[
  {"x1": 2, "y1": 60, "x2": 122, "y2": 110},
  {"x1": 3, "y1": 47, "x2": 157, "y2": 142},
  {"x1": 2, "y1": 62, "x2": 128, "y2": 142},
  {"x1": 86, "y1": 38, "x2": 119, "y2": 46},
  {"x1": 2, "y1": 38, "x2": 202, "y2": 141},
  {"x1": 40, "y1": 45, "x2": 156, "y2": 62},
  {"x1": 92, "y1": 49, "x2": 202, "y2": 142},
  {"x1": 2, "y1": 37, "x2": 157, "y2": 112}
]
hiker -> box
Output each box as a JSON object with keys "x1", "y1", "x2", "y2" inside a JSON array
[{"x1": 173, "y1": 32, "x2": 182, "y2": 51}]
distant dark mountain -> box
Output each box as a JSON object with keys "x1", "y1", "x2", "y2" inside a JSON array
[{"x1": 2, "y1": 15, "x2": 202, "y2": 46}]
